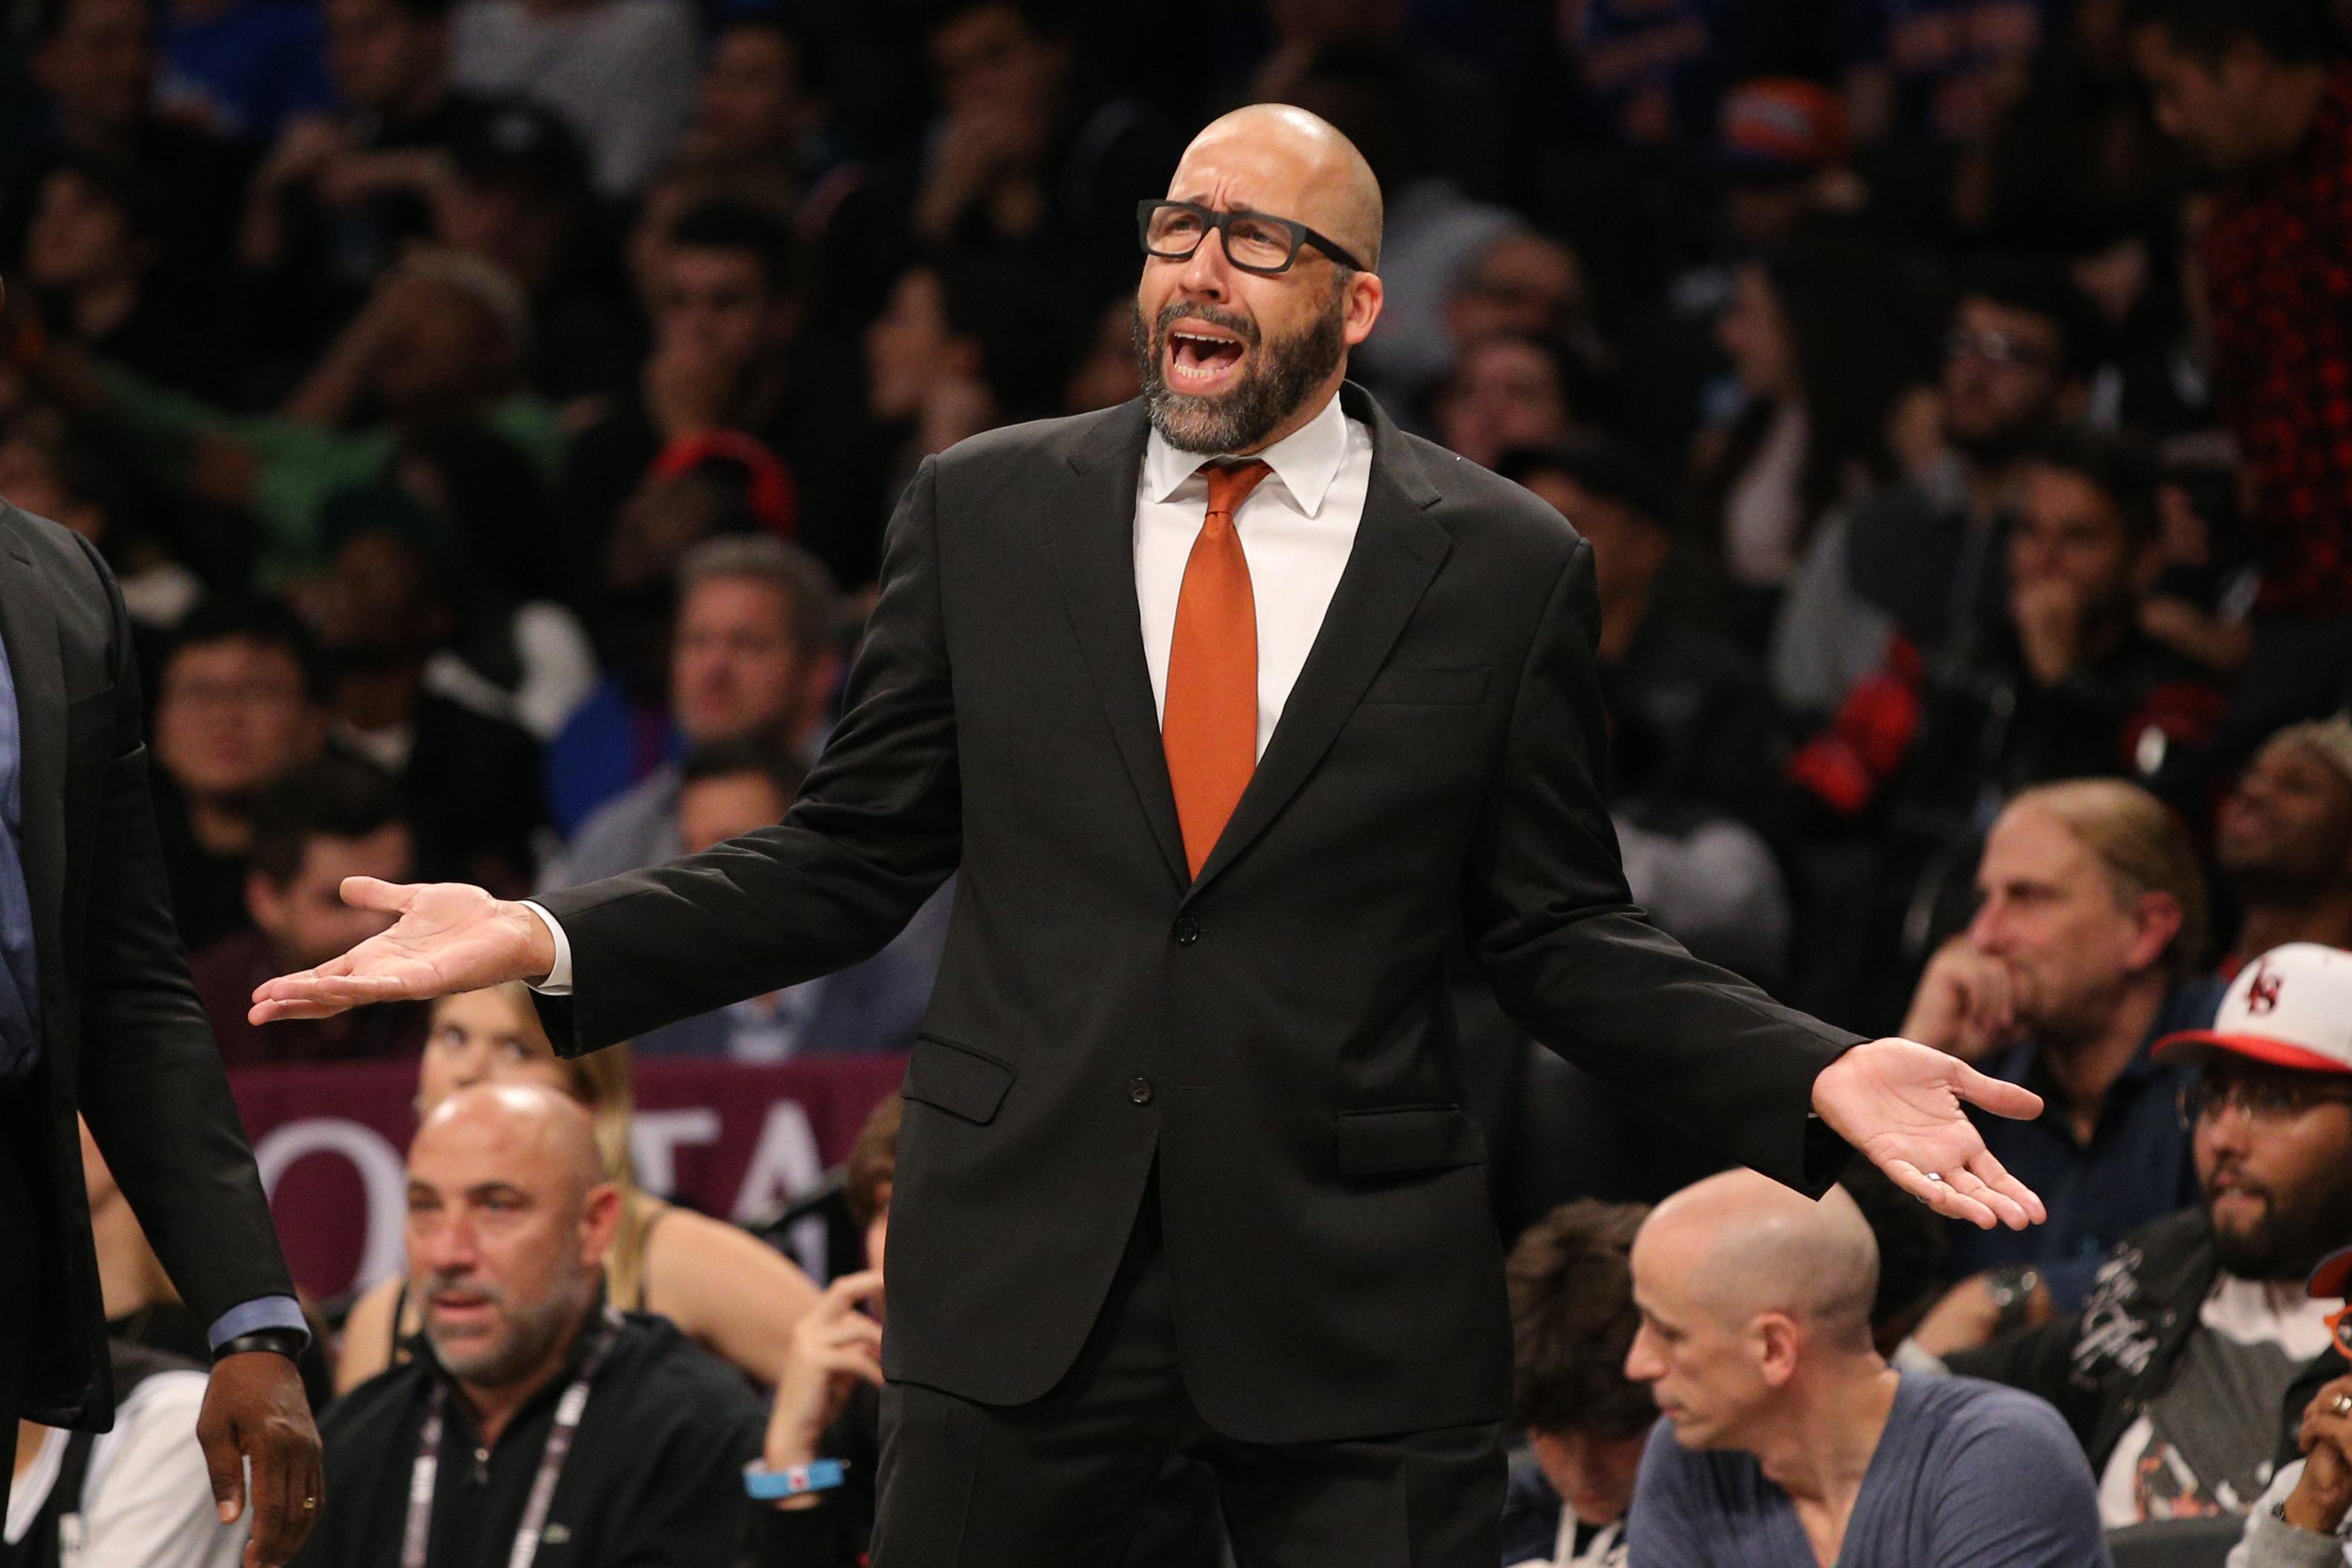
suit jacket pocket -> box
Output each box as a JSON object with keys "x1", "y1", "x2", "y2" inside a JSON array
[
  {"x1": 1360, "y1": 666, "x2": 1489, "y2": 706},
  {"x1": 903, "y1": 1033, "x2": 1016, "y2": 1125},
  {"x1": 1333, "y1": 1105, "x2": 1487, "y2": 1177}
]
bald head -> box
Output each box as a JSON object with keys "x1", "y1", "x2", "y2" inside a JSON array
[
  {"x1": 1175, "y1": 104, "x2": 1382, "y2": 270},
  {"x1": 1638, "y1": 1171, "x2": 1880, "y2": 1349},
  {"x1": 414, "y1": 1081, "x2": 605, "y2": 1198}
]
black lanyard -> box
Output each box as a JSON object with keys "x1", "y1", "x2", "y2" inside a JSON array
[{"x1": 400, "y1": 1306, "x2": 621, "y2": 1568}]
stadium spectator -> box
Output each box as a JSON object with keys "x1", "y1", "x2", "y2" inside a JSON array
[
  {"x1": 7, "y1": 1339, "x2": 248, "y2": 1567},
  {"x1": 447, "y1": 0, "x2": 694, "y2": 198},
  {"x1": 1714, "y1": 79, "x2": 1863, "y2": 254},
  {"x1": 1430, "y1": 335, "x2": 1577, "y2": 472},
  {"x1": 1623, "y1": 1169, "x2": 2108, "y2": 1567},
  {"x1": 2126, "y1": 0, "x2": 2352, "y2": 624},
  {"x1": 16, "y1": 0, "x2": 252, "y2": 326},
  {"x1": 1770, "y1": 260, "x2": 2096, "y2": 722},
  {"x1": 1924, "y1": 943, "x2": 2352, "y2": 1527},
  {"x1": 1898, "y1": 779, "x2": 2220, "y2": 1305},
  {"x1": 866, "y1": 254, "x2": 1077, "y2": 487},
  {"x1": 148, "y1": 599, "x2": 329, "y2": 952},
  {"x1": 293, "y1": 1083, "x2": 766, "y2": 1568},
  {"x1": 1845, "y1": 0, "x2": 2049, "y2": 146},
  {"x1": 190, "y1": 754, "x2": 425, "y2": 1066},
  {"x1": 19, "y1": 156, "x2": 218, "y2": 395},
  {"x1": 0, "y1": 415, "x2": 199, "y2": 629},
  {"x1": 542, "y1": 533, "x2": 840, "y2": 874},
  {"x1": 334, "y1": 984, "x2": 822, "y2": 1393},
  {"x1": 632, "y1": 736, "x2": 944, "y2": 1060},
  {"x1": 1501, "y1": 1200, "x2": 1652, "y2": 1568},
  {"x1": 909, "y1": 0, "x2": 1177, "y2": 310},
  {"x1": 309, "y1": 509, "x2": 546, "y2": 892},
  {"x1": 2216, "y1": 719, "x2": 2352, "y2": 975}
]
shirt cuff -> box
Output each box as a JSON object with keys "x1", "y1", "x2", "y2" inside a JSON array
[
  {"x1": 207, "y1": 1296, "x2": 311, "y2": 1353},
  {"x1": 522, "y1": 901, "x2": 574, "y2": 994}
]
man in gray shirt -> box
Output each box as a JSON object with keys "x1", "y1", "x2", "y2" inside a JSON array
[{"x1": 1624, "y1": 1171, "x2": 2109, "y2": 1568}]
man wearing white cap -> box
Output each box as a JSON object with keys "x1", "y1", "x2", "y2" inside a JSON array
[{"x1": 1949, "y1": 943, "x2": 2352, "y2": 1529}]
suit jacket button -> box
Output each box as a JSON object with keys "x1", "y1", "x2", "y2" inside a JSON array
[
  {"x1": 1172, "y1": 917, "x2": 1200, "y2": 945},
  {"x1": 1127, "y1": 1077, "x2": 1154, "y2": 1105}
]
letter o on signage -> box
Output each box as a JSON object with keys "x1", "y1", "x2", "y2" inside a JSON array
[{"x1": 254, "y1": 1119, "x2": 409, "y2": 1291}]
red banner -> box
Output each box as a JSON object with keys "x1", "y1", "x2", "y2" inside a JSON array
[{"x1": 229, "y1": 1054, "x2": 907, "y2": 1300}]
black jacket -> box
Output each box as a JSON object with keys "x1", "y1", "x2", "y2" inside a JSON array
[
  {"x1": 1949, "y1": 1207, "x2": 2219, "y2": 1473},
  {"x1": 0, "y1": 504, "x2": 294, "y2": 1429},
  {"x1": 533, "y1": 385, "x2": 1862, "y2": 1443}
]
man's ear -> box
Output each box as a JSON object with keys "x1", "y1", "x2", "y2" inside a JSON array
[
  {"x1": 1755, "y1": 1313, "x2": 1802, "y2": 1388},
  {"x1": 2127, "y1": 890, "x2": 2185, "y2": 975},
  {"x1": 245, "y1": 870, "x2": 289, "y2": 934},
  {"x1": 579, "y1": 1182, "x2": 623, "y2": 1270},
  {"x1": 1341, "y1": 271, "x2": 1384, "y2": 349}
]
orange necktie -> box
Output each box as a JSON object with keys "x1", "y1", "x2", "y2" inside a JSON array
[{"x1": 1163, "y1": 460, "x2": 1272, "y2": 878}]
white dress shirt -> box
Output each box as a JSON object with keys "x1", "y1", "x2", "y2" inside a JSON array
[{"x1": 530, "y1": 391, "x2": 1375, "y2": 994}]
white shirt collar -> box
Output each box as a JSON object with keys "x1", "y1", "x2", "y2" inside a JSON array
[{"x1": 1141, "y1": 388, "x2": 1350, "y2": 516}]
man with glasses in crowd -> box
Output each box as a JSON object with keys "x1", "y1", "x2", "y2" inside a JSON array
[
  {"x1": 1937, "y1": 943, "x2": 2352, "y2": 1529},
  {"x1": 252, "y1": 104, "x2": 2051, "y2": 1567}
]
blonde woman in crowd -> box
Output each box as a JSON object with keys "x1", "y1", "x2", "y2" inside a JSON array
[{"x1": 333, "y1": 982, "x2": 821, "y2": 1392}]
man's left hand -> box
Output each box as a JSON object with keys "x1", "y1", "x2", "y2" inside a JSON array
[
  {"x1": 197, "y1": 1352, "x2": 323, "y2": 1568},
  {"x1": 1812, "y1": 1038, "x2": 2049, "y2": 1230}
]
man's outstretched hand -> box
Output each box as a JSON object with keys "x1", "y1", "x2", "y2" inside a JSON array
[
  {"x1": 247, "y1": 878, "x2": 554, "y2": 1023},
  {"x1": 1813, "y1": 1037, "x2": 2050, "y2": 1231}
]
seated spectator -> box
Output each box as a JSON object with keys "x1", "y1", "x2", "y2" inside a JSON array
[
  {"x1": 27, "y1": 247, "x2": 559, "y2": 584},
  {"x1": 8, "y1": 1339, "x2": 246, "y2": 1567},
  {"x1": 20, "y1": 155, "x2": 217, "y2": 394},
  {"x1": 294, "y1": 1083, "x2": 766, "y2": 1567},
  {"x1": 448, "y1": 0, "x2": 694, "y2": 198},
  {"x1": 1065, "y1": 295, "x2": 1142, "y2": 414},
  {"x1": 148, "y1": 599, "x2": 329, "y2": 951},
  {"x1": 2217, "y1": 719, "x2": 2352, "y2": 975},
  {"x1": 431, "y1": 99, "x2": 639, "y2": 402},
  {"x1": 18, "y1": 0, "x2": 252, "y2": 336},
  {"x1": 1689, "y1": 236, "x2": 1919, "y2": 633},
  {"x1": 310, "y1": 509, "x2": 546, "y2": 892},
  {"x1": 747, "y1": 1096, "x2": 1222, "y2": 1566},
  {"x1": 1430, "y1": 335, "x2": 1577, "y2": 472},
  {"x1": 633, "y1": 736, "x2": 944, "y2": 1060},
  {"x1": 1770, "y1": 259, "x2": 2096, "y2": 723},
  {"x1": 564, "y1": 199, "x2": 875, "y2": 590},
  {"x1": 154, "y1": 0, "x2": 334, "y2": 147},
  {"x1": 910, "y1": 0, "x2": 1177, "y2": 310},
  {"x1": 1898, "y1": 778, "x2": 2221, "y2": 1305},
  {"x1": 866, "y1": 254, "x2": 1077, "y2": 485},
  {"x1": 542, "y1": 535, "x2": 840, "y2": 877},
  {"x1": 0, "y1": 414, "x2": 199, "y2": 630},
  {"x1": 1501, "y1": 1200, "x2": 1652, "y2": 1568},
  {"x1": 683, "y1": 14, "x2": 824, "y2": 170},
  {"x1": 1623, "y1": 1170, "x2": 2107, "y2": 1567},
  {"x1": 1713, "y1": 80, "x2": 1865, "y2": 257},
  {"x1": 236, "y1": 0, "x2": 485, "y2": 346},
  {"x1": 1503, "y1": 438, "x2": 1792, "y2": 981},
  {"x1": 191, "y1": 754, "x2": 426, "y2": 1065},
  {"x1": 1845, "y1": 0, "x2": 2049, "y2": 145},
  {"x1": 335, "y1": 984, "x2": 821, "y2": 1392},
  {"x1": 1927, "y1": 942, "x2": 2352, "y2": 1527}
]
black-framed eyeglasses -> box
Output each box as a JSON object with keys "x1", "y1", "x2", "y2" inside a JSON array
[
  {"x1": 2177, "y1": 1075, "x2": 2352, "y2": 1132},
  {"x1": 1137, "y1": 200, "x2": 1368, "y2": 277}
]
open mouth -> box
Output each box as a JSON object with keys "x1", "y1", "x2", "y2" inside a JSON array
[{"x1": 1165, "y1": 322, "x2": 1248, "y2": 392}]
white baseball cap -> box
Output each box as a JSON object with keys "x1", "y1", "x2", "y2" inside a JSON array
[{"x1": 2154, "y1": 943, "x2": 2352, "y2": 1074}]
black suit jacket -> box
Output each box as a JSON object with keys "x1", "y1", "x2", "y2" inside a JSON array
[
  {"x1": 534, "y1": 385, "x2": 1862, "y2": 1443},
  {"x1": 0, "y1": 504, "x2": 295, "y2": 1428}
]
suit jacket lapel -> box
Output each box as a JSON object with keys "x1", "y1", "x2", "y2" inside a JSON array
[
  {"x1": 0, "y1": 512, "x2": 67, "y2": 1010},
  {"x1": 1184, "y1": 386, "x2": 1450, "y2": 903},
  {"x1": 1048, "y1": 402, "x2": 1192, "y2": 891}
]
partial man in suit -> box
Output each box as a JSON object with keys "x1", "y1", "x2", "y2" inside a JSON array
[
  {"x1": 0, "y1": 282, "x2": 323, "y2": 1563},
  {"x1": 252, "y1": 106, "x2": 2047, "y2": 1567}
]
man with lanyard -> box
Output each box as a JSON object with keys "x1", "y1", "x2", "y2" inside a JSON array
[{"x1": 290, "y1": 1084, "x2": 763, "y2": 1567}]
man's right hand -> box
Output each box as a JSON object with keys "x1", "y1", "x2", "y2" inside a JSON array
[
  {"x1": 1900, "y1": 938, "x2": 2026, "y2": 1064},
  {"x1": 2288, "y1": 1376, "x2": 2352, "y2": 1535},
  {"x1": 247, "y1": 877, "x2": 554, "y2": 1023}
]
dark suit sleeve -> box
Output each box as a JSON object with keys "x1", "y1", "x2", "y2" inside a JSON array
[
  {"x1": 534, "y1": 458, "x2": 962, "y2": 1055},
  {"x1": 1462, "y1": 538, "x2": 1862, "y2": 1193},
  {"x1": 68, "y1": 536, "x2": 295, "y2": 1327}
]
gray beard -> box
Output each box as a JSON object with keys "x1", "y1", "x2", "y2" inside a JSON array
[{"x1": 1135, "y1": 291, "x2": 1346, "y2": 454}]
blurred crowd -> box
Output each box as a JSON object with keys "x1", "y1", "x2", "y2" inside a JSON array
[{"x1": 8, "y1": 0, "x2": 2352, "y2": 1561}]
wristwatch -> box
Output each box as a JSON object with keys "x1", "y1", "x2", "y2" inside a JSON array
[
  {"x1": 1985, "y1": 1265, "x2": 2043, "y2": 1336},
  {"x1": 212, "y1": 1327, "x2": 308, "y2": 1364}
]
